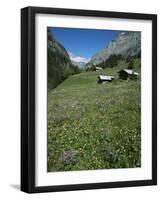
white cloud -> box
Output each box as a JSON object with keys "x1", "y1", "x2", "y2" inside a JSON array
[{"x1": 68, "y1": 52, "x2": 91, "y2": 63}]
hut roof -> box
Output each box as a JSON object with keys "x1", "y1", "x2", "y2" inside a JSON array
[
  {"x1": 119, "y1": 69, "x2": 139, "y2": 76},
  {"x1": 133, "y1": 72, "x2": 139, "y2": 76},
  {"x1": 95, "y1": 67, "x2": 103, "y2": 70},
  {"x1": 98, "y1": 75, "x2": 114, "y2": 81},
  {"x1": 122, "y1": 69, "x2": 133, "y2": 74}
]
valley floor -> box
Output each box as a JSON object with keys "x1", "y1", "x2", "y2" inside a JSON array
[{"x1": 47, "y1": 67, "x2": 141, "y2": 171}]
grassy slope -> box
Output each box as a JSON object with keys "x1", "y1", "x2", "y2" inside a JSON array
[{"x1": 48, "y1": 64, "x2": 141, "y2": 171}]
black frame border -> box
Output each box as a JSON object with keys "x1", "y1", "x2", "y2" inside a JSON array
[{"x1": 21, "y1": 6, "x2": 157, "y2": 193}]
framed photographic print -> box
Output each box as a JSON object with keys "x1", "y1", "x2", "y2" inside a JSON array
[{"x1": 21, "y1": 6, "x2": 157, "y2": 193}]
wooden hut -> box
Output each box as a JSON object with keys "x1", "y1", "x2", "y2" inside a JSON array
[
  {"x1": 118, "y1": 69, "x2": 139, "y2": 80},
  {"x1": 95, "y1": 66, "x2": 103, "y2": 71},
  {"x1": 97, "y1": 75, "x2": 114, "y2": 83}
]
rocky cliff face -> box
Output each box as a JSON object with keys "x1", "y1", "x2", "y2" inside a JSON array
[
  {"x1": 48, "y1": 31, "x2": 79, "y2": 89},
  {"x1": 48, "y1": 31, "x2": 71, "y2": 63},
  {"x1": 86, "y1": 32, "x2": 141, "y2": 67}
]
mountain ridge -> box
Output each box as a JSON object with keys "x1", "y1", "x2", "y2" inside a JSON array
[{"x1": 86, "y1": 31, "x2": 141, "y2": 67}]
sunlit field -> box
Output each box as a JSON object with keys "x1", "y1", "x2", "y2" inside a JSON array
[{"x1": 47, "y1": 63, "x2": 141, "y2": 172}]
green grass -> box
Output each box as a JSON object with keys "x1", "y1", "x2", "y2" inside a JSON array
[{"x1": 48, "y1": 65, "x2": 141, "y2": 172}]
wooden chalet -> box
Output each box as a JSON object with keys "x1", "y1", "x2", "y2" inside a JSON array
[
  {"x1": 97, "y1": 75, "x2": 114, "y2": 83},
  {"x1": 118, "y1": 69, "x2": 139, "y2": 80},
  {"x1": 95, "y1": 66, "x2": 103, "y2": 71}
]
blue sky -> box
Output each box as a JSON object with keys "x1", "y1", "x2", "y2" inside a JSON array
[{"x1": 48, "y1": 27, "x2": 121, "y2": 63}]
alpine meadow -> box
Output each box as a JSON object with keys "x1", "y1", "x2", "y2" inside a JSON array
[{"x1": 47, "y1": 28, "x2": 141, "y2": 172}]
